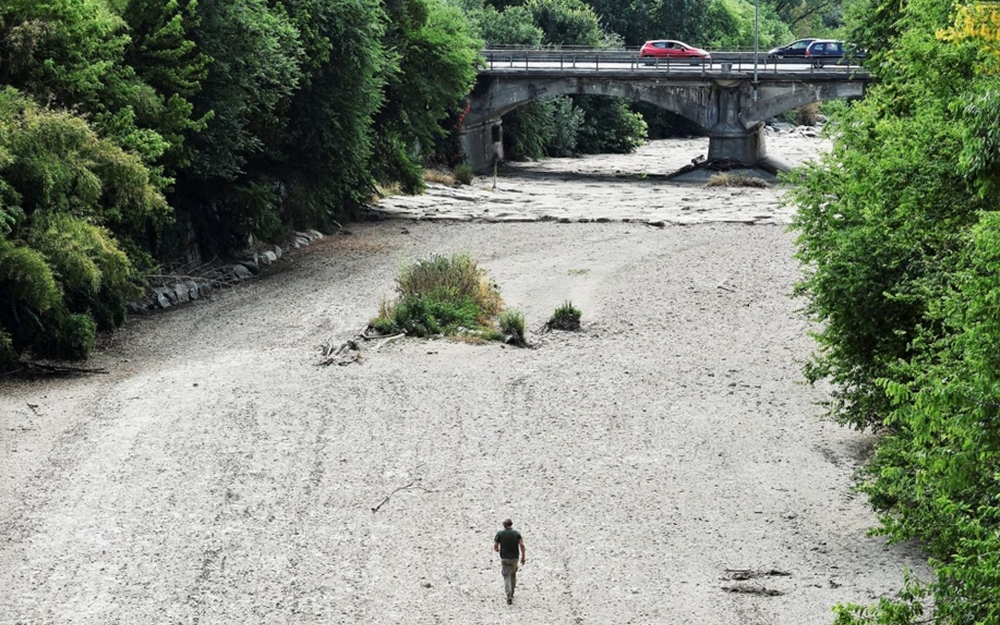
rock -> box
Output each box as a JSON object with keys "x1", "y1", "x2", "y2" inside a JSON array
[
  {"x1": 232, "y1": 264, "x2": 253, "y2": 280},
  {"x1": 152, "y1": 287, "x2": 171, "y2": 308},
  {"x1": 238, "y1": 259, "x2": 259, "y2": 275},
  {"x1": 172, "y1": 283, "x2": 190, "y2": 304}
]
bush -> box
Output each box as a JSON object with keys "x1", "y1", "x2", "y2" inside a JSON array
[
  {"x1": 498, "y1": 308, "x2": 527, "y2": 345},
  {"x1": 371, "y1": 253, "x2": 505, "y2": 338},
  {"x1": 453, "y1": 162, "x2": 475, "y2": 185},
  {"x1": 547, "y1": 300, "x2": 581, "y2": 331},
  {"x1": 706, "y1": 173, "x2": 769, "y2": 188},
  {"x1": 423, "y1": 169, "x2": 457, "y2": 186}
]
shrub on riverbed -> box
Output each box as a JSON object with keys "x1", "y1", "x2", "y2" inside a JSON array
[
  {"x1": 370, "y1": 254, "x2": 506, "y2": 338},
  {"x1": 546, "y1": 301, "x2": 581, "y2": 331},
  {"x1": 705, "y1": 173, "x2": 769, "y2": 188},
  {"x1": 423, "y1": 169, "x2": 457, "y2": 186},
  {"x1": 453, "y1": 163, "x2": 475, "y2": 185},
  {"x1": 498, "y1": 308, "x2": 527, "y2": 346}
]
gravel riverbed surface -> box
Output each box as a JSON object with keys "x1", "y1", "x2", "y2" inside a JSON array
[{"x1": 0, "y1": 135, "x2": 928, "y2": 625}]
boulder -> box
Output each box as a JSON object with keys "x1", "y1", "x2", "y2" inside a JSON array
[
  {"x1": 152, "y1": 287, "x2": 172, "y2": 308},
  {"x1": 172, "y1": 283, "x2": 190, "y2": 304},
  {"x1": 232, "y1": 264, "x2": 253, "y2": 280},
  {"x1": 238, "y1": 259, "x2": 259, "y2": 275}
]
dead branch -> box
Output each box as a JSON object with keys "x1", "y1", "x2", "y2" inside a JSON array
[
  {"x1": 723, "y1": 568, "x2": 791, "y2": 581},
  {"x1": 371, "y1": 477, "x2": 440, "y2": 513},
  {"x1": 721, "y1": 584, "x2": 784, "y2": 596},
  {"x1": 10, "y1": 362, "x2": 110, "y2": 376},
  {"x1": 320, "y1": 327, "x2": 405, "y2": 365},
  {"x1": 372, "y1": 333, "x2": 405, "y2": 353}
]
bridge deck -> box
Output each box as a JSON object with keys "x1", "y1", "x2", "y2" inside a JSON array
[{"x1": 481, "y1": 49, "x2": 867, "y2": 77}]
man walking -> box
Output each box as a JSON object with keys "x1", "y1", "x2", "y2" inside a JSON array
[{"x1": 493, "y1": 518, "x2": 526, "y2": 604}]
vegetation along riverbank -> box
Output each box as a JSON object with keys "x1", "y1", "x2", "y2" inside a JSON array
[{"x1": 3, "y1": 1, "x2": 1000, "y2": 623}]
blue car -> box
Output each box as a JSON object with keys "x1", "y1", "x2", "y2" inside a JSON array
[
  {"x1": 804, "y1": 39, "x2": 867, "y2": 67},
  {"x1": 766, "y1": 38, "x2": 818, "y2": 59}
]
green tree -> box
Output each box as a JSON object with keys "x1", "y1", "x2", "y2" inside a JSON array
[
  {"x1": 477, "y1": 4, "x2": 543, "y2": 45},
  {"x1": 173, "y1": 0, "x2": 304, "y2": 253},
  {"x1": 117, "y1": 0, "x2": 212, "y2": 176},
  {"x1": 275, "y1": 0, "x2": 386, "y2": 228},
  {"x1": 372, "y1": 0, "x2": 481, "y2": 192},
  {"x1": 525, "y1": 0, "x2": 604, "y2": 46},
  {"x1": 0, "y1": 0, "x2": 180, "y2": 173},
  {"x1": 0, "y1": 87, "x2": 167, "y2": 366},
  {"x1": 790, "y1": 0, "x2": 1000, "y2": 622}
]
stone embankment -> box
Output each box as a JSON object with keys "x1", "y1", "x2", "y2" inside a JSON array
[{"x1": 128, "y1": 230, "x2": 325, "y2": 312}]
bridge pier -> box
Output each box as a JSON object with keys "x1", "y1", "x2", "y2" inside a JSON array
[
  {"x1": 707, "y1": 87, "x2": 766, "y2": 166},
  {"x1": 460, "y1": 118, "x2": 503, "y2": 174},
  {"x1": 707, "y1": 121, "x2": 766, "y2": 165}
]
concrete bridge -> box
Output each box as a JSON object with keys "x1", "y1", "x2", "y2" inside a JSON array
[{"x1": 461, "y1": 50, "x2": 872, "y2": 173}]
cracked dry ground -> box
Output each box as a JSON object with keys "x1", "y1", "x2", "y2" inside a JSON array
[{"x1": 1, "y1": 220, "x2": 927, "y2": 624}]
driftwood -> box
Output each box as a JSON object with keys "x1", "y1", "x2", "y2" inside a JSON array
[
  {"x1": 371, "y1": 465, "x2": 439, "y2": 513},
  {"x1": 319, "y1": 328, "x2": 405, "y2": 366},
  {"x1": 720, "y1": 568, "x2": 790, "y2": 597},
  {"x1": 723, "y1": 568, "x2": 791, "y2": 581},
  {"x1": 2, "y1": 362, "x2": 110, "y2": 379},
  {"x1": 721, "y1": 584, "x2": 784, "y2": 596}
]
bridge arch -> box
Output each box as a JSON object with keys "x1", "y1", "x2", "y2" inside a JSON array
[{"x1": 743, "y1": 81, "x2": 866, "y2": 126}]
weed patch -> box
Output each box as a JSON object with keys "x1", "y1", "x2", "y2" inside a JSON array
[
  {"x1": 705, "y1": 173, "x2": 769, "y2": 188},
  {"x1": 371, "y1": 254, "x2": 526, "y2": 345},
  {"x1": 453, "y1": 163, "x2": 474, "y2": 185},
  {"x1": 546, "y1": 301, "x2": 582, "y2": 331},
  {"x1": 423, "y1": 169, "x2": 457, "y2": 186},
  {"x1": 499, "y1": 308, "x2": 527, "y2": 346}
]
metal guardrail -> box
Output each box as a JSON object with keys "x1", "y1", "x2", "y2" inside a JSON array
[{"x1": 480, "y1": 49, "x2": 867, "y2": 74}]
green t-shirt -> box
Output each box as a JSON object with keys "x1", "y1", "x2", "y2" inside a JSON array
[{"x1": 494, "y1": 528, "x2": 522, "y2": 559}]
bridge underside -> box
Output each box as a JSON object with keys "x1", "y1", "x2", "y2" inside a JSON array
[{"x1": 462, "y1": 73, "x2": 865, "y2": 173}]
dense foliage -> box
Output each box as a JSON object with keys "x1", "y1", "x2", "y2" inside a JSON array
[
  {"x1": 790, "y1": 0, "x2": 1000, "y2": 622},
  {"x1": 0, "y1": 0, "x2": 479, "y2": 367},
  {"x1": 0, "y1": 87, "x2": 168, "y2": 367}
]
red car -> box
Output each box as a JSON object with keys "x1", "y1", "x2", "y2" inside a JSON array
[{"x1": 638, "y1": 40, "x2": 711, "y2": 64}]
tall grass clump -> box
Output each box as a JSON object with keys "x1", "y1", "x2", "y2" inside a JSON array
[
  {"x1": 498, "y1": 308, "x2": 527, "y2": 346},
  {"x1": 422, "y1": 169, "x2": 457, "y2": 186},
  {"x1": 453, "y1": 162, "x2": 474, "y2": 185},
  {"x1": 371, "y1": 254, "x2": 504, "y2": 338},
  {"x1": 705, "y1": 173, "x2": 769, "y2": 188},
  {"x1": 546, "y1": 301, "x2": 581, "y2": 331}
]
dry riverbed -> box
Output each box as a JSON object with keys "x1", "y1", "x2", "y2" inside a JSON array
[{"x1": 0, "y1": 133, "x2": 928, "y2": 625}]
